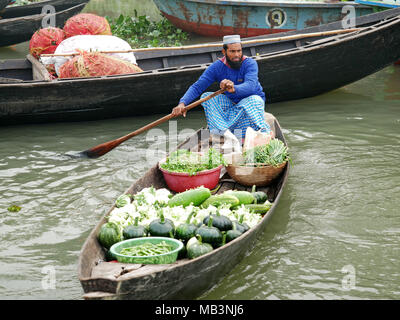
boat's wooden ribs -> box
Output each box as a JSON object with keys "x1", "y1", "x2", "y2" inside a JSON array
[
  {"x1": 295, "y1": 40, "x2": 303, "y2": 48},
  {"x1": 162, "y1": 57, "x2": 169, "y2": 68},
  {"x1": 218, "y1": 178, "x2": 235, "y2": 194}
]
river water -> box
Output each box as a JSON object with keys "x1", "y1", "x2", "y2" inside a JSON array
[{"x1": 0, "y1": 0, "x2": 399, "y2": 300}]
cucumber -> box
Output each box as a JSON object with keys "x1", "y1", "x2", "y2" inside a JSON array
[
  {"x1": 168, "y1": 186, "x2": 211, "y2": 207},
  {"x1": 224, "y1": 190, "x2": 255, "y2": 205},
  {"x1": 200, "y1": 194, "x2": 239, "y2": 209},
  {"x1": 243, "y1": 202, "x2": 272, "y2": 214}
]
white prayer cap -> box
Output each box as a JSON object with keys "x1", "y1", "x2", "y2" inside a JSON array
[{"x1": 223, "y1": 35, "x2": 241, "y2": 45}]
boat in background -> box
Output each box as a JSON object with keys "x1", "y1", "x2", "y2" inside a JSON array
[
  {"x1": 0, "y1": 0, "x2": 9, "y2": 12},
  {"x1": 355, "y1": 0, "x2": 400, "y2": 65},
  {"x1": 355, "y1": 0, "x2": 400, "y2": 8},
  {"x1": 1, "y1": 7, "x2": 400, "y2": 125},
  {"x1": 0, "y1": 0, "x2": 88, "y2": 19},
  {"x1": 153, "y1": 0, "x2": 374, "y2": 37},
  {"x1": 0, "y1": 2, "x2": 88, "y2": 47}
]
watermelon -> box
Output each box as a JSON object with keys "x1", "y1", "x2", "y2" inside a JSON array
[
  {"x1": 97, "y1": 222, "x2": 121, "y2": 249},
  {"x1": 29, "y1": 27, "x2": 65, "y2": 59}
]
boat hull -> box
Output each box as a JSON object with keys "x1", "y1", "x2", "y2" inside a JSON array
[
  {"x1": 153, "y1": 0, "x2": 373, "y2": 37},
  {"x1": 1, "y1": 0, "x2": 88, "y2": 19},
  {"x1": 0, "y1": 2, "x2": 88, "y2": 47},
  {"x1": 0, "y1": 0, "x2": 8, "y2": 12},
  {"x1": 355, "y1": 0, "x2": 400, "y2": 8}
]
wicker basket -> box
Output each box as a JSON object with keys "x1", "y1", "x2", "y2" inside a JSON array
[{"x1": 226, "y1": 161, "x2": 287, "y2": 187}]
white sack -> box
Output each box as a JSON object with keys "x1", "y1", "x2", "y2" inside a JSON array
[
  {"x1": 243, "y1": 127, "x2": 272, "y2": 153},
  {"x1": 222, "y1": 129, "x2": 243, "y2": 165},
  {"x1": 40, "y1": 35, "x2": 137, "y2": 76}
]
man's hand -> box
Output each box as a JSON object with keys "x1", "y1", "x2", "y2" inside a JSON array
[
  {"x1": 171, "y1": 102, "x2": 187, "y2": 117},
  {"x1": 220, "y1": 79, "x2": 235, "y2": 93}
]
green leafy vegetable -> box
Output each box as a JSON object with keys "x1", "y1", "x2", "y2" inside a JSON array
[
  {"x1": 106, "y1": 11, "x2": 189, "y2": 48},
  {"x1": 243, "y1": 139, "x2": 290, "y2": 166},
  {"x1": 161, "y1": 148, "x2": 226, "y2": 175},
  {"x1": 115, "y1": 194, "x2": 131, "y2": 208}
]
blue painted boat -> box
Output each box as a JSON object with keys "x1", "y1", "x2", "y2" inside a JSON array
[
  {"x1": 153, "y1": 0, "x2": 374, "y2": 37},
  {"x1": 355, "y1": 0, "x2": 400, "y2": 8}
]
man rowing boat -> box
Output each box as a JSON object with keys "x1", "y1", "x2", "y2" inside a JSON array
[{"x1": 172, "y1": 34, "x2": 271, "y2": 139}]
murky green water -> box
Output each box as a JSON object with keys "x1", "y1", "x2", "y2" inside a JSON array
[
  {"x1": 84, "y1": 0, "x2": 161, "y2": 20},
  {"x1": 0, "y1": 0, "x2": 399, "y2": 300}
]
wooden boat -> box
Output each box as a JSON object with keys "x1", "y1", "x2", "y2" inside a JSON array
[
  {"x1": 153, "y1": 0, "x2": 373, "y2": 37},
  {"x1": 0, "y1": 0, "x2": 89, "y2": 20},
  {"x1": 0, "y1": 1, "x2": 88, "y2": 47},
  {"x1": 78, "y1": 115, "x2": 290, "y2": 300},
  {"x1": 0, "y1": 0, "x2": 9, "y2": 12},
  {"x1": 1, "y1": 7, "x2": 400, "y2": 126},
  {"x1": 355, "y1": 0, "x2": 400, "y2": 8}
]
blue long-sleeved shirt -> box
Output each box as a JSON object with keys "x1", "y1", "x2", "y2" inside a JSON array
[{"x1": 179, "y1": 57, "x2": 265, "y2": 106}]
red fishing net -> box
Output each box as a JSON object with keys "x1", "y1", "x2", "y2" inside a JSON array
[
  {"x1": 58, "y1": 51, "x2": 143, "y2": 78},
  {"x1": 64, "y1": 13, "x2": 112, "y2": 38},
  {"x1": 29, "y1": 27, "x2": 65, "y2": 59}
]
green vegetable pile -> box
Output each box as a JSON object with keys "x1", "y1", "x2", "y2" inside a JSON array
[
  {"x1": 243, "y1": 139, "x2": 290, "y2": 166},
  {"x1": 98, "y1": 185, "x2": 272, "y2": 262},
  {"x1": 161, "y1": 148, "x2": 226, "y2": 176},
  {"x1": 106, "y1": 11, "x2": 189, "y2": 48},
  {"x1": 120, "y1": 241, "x2": 174, "y2": 257}
]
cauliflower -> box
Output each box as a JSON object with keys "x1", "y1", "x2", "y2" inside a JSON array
[{"x1": 107, "y1": 186, "x2": 265, "y2": 233}]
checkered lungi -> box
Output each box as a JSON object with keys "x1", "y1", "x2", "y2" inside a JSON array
[{"x1": 201, "y1": 92, "x2": 270, "y2": 138}]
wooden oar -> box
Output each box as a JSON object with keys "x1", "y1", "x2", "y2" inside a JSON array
[
  {"x1": 41, "y1": 28, "x2": 361, "y2": 57},
  {"x1": 78, "y1": 89, "x2": 225, "y2": 159}
]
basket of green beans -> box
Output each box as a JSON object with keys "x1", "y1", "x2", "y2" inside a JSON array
[{"x1": 110, "y1": 237, "x2": 184, "y2": 264}]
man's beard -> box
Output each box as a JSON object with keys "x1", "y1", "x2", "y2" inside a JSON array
[{"x1": 226, "y1": 55, "x2": 243, "y2": 70}]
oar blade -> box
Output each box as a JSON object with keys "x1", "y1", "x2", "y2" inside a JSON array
[
  {"x1": 78, "y1": 149, "x2": 102, "y2": 159},
  {"x1": 78, "y1": 140, "x2": 122, "y2": 159}
]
